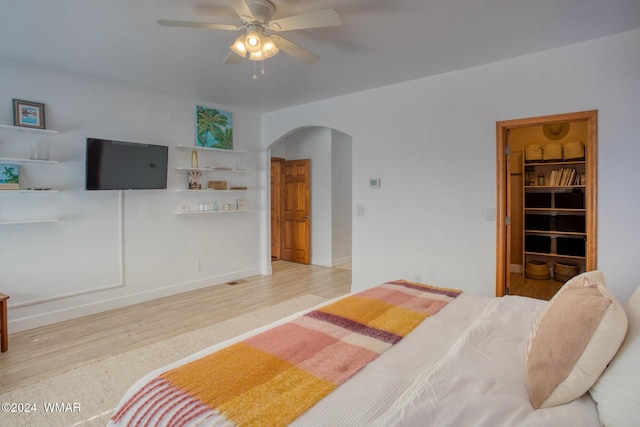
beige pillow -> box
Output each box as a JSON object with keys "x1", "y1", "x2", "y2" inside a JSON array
[{"x1": 527, "y1": 270, "x2": 627, "y2": 409}]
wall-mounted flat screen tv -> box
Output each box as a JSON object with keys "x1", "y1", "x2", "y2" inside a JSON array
[{"x1": 85, "y1": 138, "x2": 168, "y2": 190}]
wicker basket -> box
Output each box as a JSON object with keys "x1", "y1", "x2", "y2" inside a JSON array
[
  {"x1": 543, "y1": 143, "x2": 563, "y2": 162},
  {"x1": 525, "y1": 260, "x2": 550, "y2": 280},
  {"x1": 553, "y1": 262, "x2": 580, "y2": 283},
  {"x1": 563, "y1": 141, "x2": 585, "y2": 161},
  {"x1": 525, "y1": 145, "x2": 543, "y2": 162}
]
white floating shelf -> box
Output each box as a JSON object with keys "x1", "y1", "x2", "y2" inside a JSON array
[
  {"x1": 175, "y1": 167, "x2": 212, "y2": 172},
  {"x1": 0, "y1": 218, "x2": 59, "y2": 225},
  {"x1": 0, "y1": 189, "x2": 58, "y2": 193},
  {"x1": 175, "y1": 189, "x2": 248, "y2": 193},
  {"x1": 176, "y1": 144, "x2": 252, "y2": 154},
  {"x1": 0, "y1": 156, "x2": 58, "y2": 164},
  {"x1": 176, "y1": 166, "x2": 247, "y2": 172},
  {"x1": 175, "y1": 209, "x2": 250, "y2": 215},
  {"x1": 0, "y1": 124, "x2": 59, "y2": 135}
]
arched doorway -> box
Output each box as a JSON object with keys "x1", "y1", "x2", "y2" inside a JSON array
[{"x1": 265, "y1": 126, "x2": 353, "y2": 272}]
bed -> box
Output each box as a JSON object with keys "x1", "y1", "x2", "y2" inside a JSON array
[{"x1": 108, "y1": 271, "x2": 640, "y2": 426}]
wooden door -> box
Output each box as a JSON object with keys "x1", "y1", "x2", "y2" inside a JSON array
[
  {"x1": 271, "y1": 157, "x2": 284, "y2": 259},
  {"x1": 282, "y1": 159, "x2": 311, "y2": 264},
  {"x1": 504, "y1": 128, "x2": 513, "y2": 294},
  {"x1": 496, "y1": 110, "x2": 598, "y2": 297}
]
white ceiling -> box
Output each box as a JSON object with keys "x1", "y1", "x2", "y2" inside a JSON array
[{"x1": 1, "y1": 0, "x2": 639, "y2": 112}]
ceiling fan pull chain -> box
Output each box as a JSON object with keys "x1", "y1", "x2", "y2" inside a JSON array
[
  {"x1": 253, "y1": 61, "x2": 258, "y2": 79},
  {"x1": 261, "y1": 60, "x2": 265, "y2": 75}
]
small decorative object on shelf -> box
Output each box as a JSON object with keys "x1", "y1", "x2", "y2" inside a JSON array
[
  {"x1": 13, "y1": 99, "x2": 46, "y2": 129},
  {"x1": 213, "y1": 201, "x2": 219, "y2": 211},
  {"x1": 542, "y1": 122, "x2": 570, "y2": 140},
  {"x1": 188, "y1": 171, "x2": 202, "y2": 190},
  {"x1": 537, "y1": 172, "x2": 545, "y2": 186},
  {"x1": 196, "y1": 106, "x2": 233, "y2": 150},
  {"x1": 237, "y1": 198, "x2": 246, "y2": 210},
  {"x1": 525, "y1": 167, "x2": 535, "y2": 186},
  {"x1": 0, "y1": 163, "x2": 19, "y2": 190},
  {"x1": 191, "y1": 150, "x2": 199, "y2": 168},
  {"x1": 30, "y1": 141, "x2": 50, "y2": 161},
  {"x1": 208, "y1": 180, "x2": 227, "y2": 190}
]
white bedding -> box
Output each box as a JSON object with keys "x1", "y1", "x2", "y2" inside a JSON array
[{"x1": 109, "y1": 293, "x2": 602, "y2": 426}]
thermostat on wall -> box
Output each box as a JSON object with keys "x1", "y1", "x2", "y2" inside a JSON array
[{"x1": 369, "y1": 178, "x2": 380, "y2": 188}]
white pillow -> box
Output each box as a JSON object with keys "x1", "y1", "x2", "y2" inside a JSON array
[
  {"x1": 589, "y1": 285, "x2": 640, "y2": 426},
  {"x1": 526, "y1": 270, "x2": 628, "y2": 409}
]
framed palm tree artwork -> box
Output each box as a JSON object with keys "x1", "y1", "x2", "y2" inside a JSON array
[
  {"x1": 196, "y1": 106, "x2": 233, "y2": 150},
  {"x1": 0, "y1": 163, "x2": 19, "y2": 190}
]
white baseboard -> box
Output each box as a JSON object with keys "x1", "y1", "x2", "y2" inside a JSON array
[
  {"x1": 311, "y1": 257, "x2": 333, "y2": 267},
  {"x1": 8, "y1": 267, "x2": 260, "y2": 333},
  {"x1": 332, "y1": 256, "x2": 352, "y2": 267},
  {"x1": 310, "y1": 256, "x2": 352, "y2": 268}
]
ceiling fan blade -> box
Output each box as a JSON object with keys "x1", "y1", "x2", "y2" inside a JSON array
[
  {"x1": 224, "y1": 50, "x2": 244, "y2": 64},
  {"x1": 227, "y1": 0, "x2": 255, "y2": 23},
  {"x1": 272, "y1": 36, "x2": 320, "y2": 65},
  {"x1": 269, "y1": 9, "x2": 342, "y2": 32},
  {"x1": 157, "y1": 19, "x2": 241, "y2": 31}
]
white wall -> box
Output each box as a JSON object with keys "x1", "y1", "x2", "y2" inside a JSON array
[
  {"x1": 262, "y1": 29, "x2": 640, "y2": 302},
  {"x1": 4, "y1": 28, "x2": 639, "y2": 333},
  {"x1": 331, "y1": 130, "x2": 352, "y2": 265},
  {"x1": 1, "y1": 61, "x2": 262, "y2": 332}
]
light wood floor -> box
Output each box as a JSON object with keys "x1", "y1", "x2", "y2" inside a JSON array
[
  {"x1": 0, "y1": 261, "x2": 351, "y2": 393},
  {"x1": 509, "y1": 272, "x2": 563, "y2": 301}
]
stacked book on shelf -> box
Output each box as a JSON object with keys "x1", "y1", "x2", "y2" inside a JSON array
[{"x1": 548, "y1": 168, "x2": 585, "y2": 186}]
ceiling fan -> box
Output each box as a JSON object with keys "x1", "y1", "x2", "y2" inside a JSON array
[{"x1": 157, "y1": 0, "x2": 342, "y2": 65}]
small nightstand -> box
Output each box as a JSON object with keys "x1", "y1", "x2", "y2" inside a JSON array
[{"x1": 0, "y1": 292, "x2": 8, "y2": 352}]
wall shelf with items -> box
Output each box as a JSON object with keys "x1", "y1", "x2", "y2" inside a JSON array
[
  {"x1": 175, "y1": 144, "x2": 252, "y2": 154},
  {"x1": 0, "y1": 218, "x2": 59, "y2": 226},
  {"x1": 0, "y1": 123, "x2": 61, "y2": 166},
  {"x1": 522, "y1": 153, "x2": 589, "y2": 280},
  {"x1": 0, "y1": 124, "x2": 61, "y2": 223},
  {"x1": 0, "y1": 189, "x2": 58, "y2": 193},
  {"x1": 175, "y1": 167, "x2": 248, "y2": 173},
  {"x1": 0, "y1": 124, "x2": 59, "y2": 135},
  {"x1": 174, "y1": 145, "x2": 255, "y2": 216},
  {"x1": 174, "y1": 209, "x2": 250, "y2": 215},
  {"x1": 175, "y1": 189, "x2": 249, "y2": 193},
  {"x1": 0, "y1": 156, "x2": 58, "y2": 165}
]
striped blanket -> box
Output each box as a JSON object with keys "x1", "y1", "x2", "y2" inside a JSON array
[{"x1": 111, "y1": 280, "x2": 462, "y2": 426}]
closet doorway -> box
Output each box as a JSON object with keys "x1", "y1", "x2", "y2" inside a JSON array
[{"x1": 495, "y1": 110, "x2": 598, "y2": 299}]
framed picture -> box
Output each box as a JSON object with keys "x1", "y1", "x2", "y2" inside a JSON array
[
  {"x1": 13, "y1": 99, "x2": 46, "y2": 129},
  {"x1": 0, "y1": 163, "x2": 20, "y2": 190},
  {"x1": 196, "y1": 106, "x2": 233, "y2": 150}
]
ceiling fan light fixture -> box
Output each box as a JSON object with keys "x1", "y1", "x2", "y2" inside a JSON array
[
  {"x1": 261, "y1": 35, "x2": 279, "y2": 58},
  {"x1": 245, "y1": 29, "x2": 262, "y2": 53},
  {"x1": 230, "y1": 35, "x2": 248, "y2": 57},
  {"x1": 249, "y1": 50, "x2": 265, "y2": 61}
]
